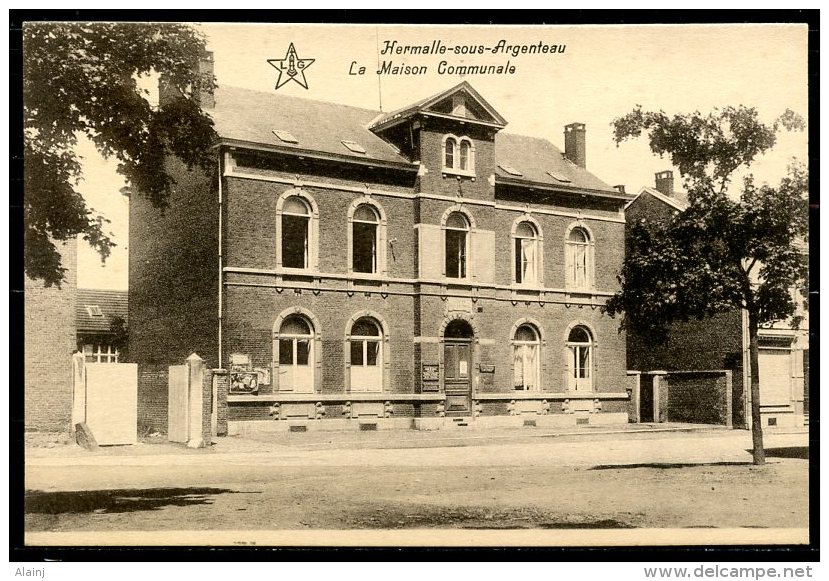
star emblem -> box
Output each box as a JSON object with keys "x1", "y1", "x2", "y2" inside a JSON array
[{"x1": 267, "y1": 43, "x2": 315, "y2": 90}]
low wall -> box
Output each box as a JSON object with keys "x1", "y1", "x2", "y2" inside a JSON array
[{"x1": 665, "y1": 370, "x2": 732, "y2": 426}]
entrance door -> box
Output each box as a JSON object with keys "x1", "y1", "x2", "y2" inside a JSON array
[{"x1": 443, "y1": 320, "x2": 474, "y2": 415}]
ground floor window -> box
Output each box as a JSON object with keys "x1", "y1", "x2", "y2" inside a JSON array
[
  {"x1": 513, "y1": 324, "x2": 540, "y2": 390},
  {"x1": 567, "y1": 325, "x2": 593, "y2": 391},
  {"x1": 348, "y1": 317, "x2": 383, "y2": 392},
  {"x1": 275, "y1": 314, "x2": 315, "y2": 393},
  {"x1": 83, "y1": 343, "x2": 119, "y2": 363}
]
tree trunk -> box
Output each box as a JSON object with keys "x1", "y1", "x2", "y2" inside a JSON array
[{"x1": 747, "y1": 309, "x2": 765, "y2": 465}]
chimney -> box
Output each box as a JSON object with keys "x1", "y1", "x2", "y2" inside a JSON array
[
  {"x1": 614, "y1": 184, "x2": 626, "y2": 194},
  {"x1": 196, "y1": 51, "x2": 215, "y2": 109},
  {"x1": 654, "y1": 170, "x2": 674, "y2": 196},
  {"x1": 158, "y1": 51, "x2": 215, "y2": 109},
  {"x1": 564, "y1": 123, "x2": 586, "y2": 168}
]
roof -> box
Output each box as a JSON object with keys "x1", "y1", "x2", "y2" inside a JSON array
[
  {"x1": 627, "y1": 186, "x2": 689, "y2": 212},
  {"x1": 209, "y1": 86, "x2": 412, "y2": 166},
  {"x1": 209, "y1": 84, "x2": 618, "y2": 195},
  {"x1": 77, "y1": 289, "x2": 128, "y2": 334},
  {"x1": 369, "y1": 81, "x2": 508, "y2": 129},
  {"x1": 495, "y1": 133, "x2": 615, "y2": 193}
]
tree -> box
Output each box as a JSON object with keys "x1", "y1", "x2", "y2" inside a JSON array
[
  {"x1": 23, "y1": 22, "x2": 217, "y2": 286},
  {"x1": 604, "y1": 106, "x2": 808, "y2": 465},
  {"x1": 109, "y1": 315, "x2": 129, "y2": 361}
]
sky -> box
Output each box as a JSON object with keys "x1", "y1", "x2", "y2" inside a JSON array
[{"x1": 73, "y1": 22, "x2": 809, "y2": 290}]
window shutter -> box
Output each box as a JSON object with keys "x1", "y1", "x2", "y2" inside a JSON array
[
  {"x1": 472, "y1": 229, "x2": 495, "y2": 283},
  {"x1": 417, "y1": 224, "x2": 444, "y2": 280}
]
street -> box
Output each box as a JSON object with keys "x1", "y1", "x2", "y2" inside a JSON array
[{"x1": 24, "y1": 426, "x2": 809, "y2": 542}]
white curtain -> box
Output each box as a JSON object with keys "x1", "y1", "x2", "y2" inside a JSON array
[
  {"x1": 525, "y1": 344, "x2": 537, "y2": 389},
  {"x1": 521, "y1": 239, "x2": 536, "y2": 283},
  {"x1": 513, "y1": 347, "x2": 523, "y2": 389}
]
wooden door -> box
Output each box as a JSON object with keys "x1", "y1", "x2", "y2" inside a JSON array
[{"x1": 444, "y1": 340, "x2": 472, "y2": 415}]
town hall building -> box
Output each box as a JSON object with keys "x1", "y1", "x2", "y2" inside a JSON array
[{"x1": 129, "y1": 57, "x2": 634, "y2": 433}]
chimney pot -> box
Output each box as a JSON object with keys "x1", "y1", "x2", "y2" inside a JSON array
[
  {"x1": 564, "y1": 122, "x2": 587, "y2": 169},
  {"x1": 158, "y1": 51, "x2": 215, "y2": 109},
  {"x1": 655, "y1": 170, "x2": 674, "y2": 196}
]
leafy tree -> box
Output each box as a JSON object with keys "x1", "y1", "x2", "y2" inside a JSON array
[
  {"x1": 24, "y1": 22, "x2": 217, "y2": 286},
  {"x1": 605, "y1": 106, "x2": 808, "y2": 465},
  {"x1": 109, "y1": 315, "x2": 129, "y2": 361}
]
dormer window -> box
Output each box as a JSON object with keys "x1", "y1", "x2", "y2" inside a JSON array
[
  {"x1": 442, "y1": 134, "x2": 475, "y2": 176},
  {"x1": 498, "y1": 164, "x2": 522, "y2": 177},
  {"x1": 547, "y1": 170, "x2": 571, "y2": 183},
  {"x1": 341, "y1": 140, "x2": 367, "y2": 154},
  {"x1": 85, "y1": 305, "x2": 103, "y2": 317},
  {"x1": 272, "y1": 129, "x2": 298, "y2": 144}
]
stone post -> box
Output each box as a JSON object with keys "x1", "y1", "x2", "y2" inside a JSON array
[
  {"x1": 626, "y1": 371, "x2": 641, "y2": 423},
  {"x1": 652, "y1": 371, "x2": 668, "y2": 423},
  {"x1": 186, "y1": 353, "x2": 207, "y2": 449}
]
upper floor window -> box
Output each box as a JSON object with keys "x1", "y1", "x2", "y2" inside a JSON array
[
  {"x1": 445, "y1": 211, "x2": 470, "y2": 279},
  {"x1": 352, "y1": 204, "x2": 379, "y2": 274},
  {"x1": 514, "y1": 221, "x2": 540, "y2": 285},
  {"x1": 566, "y1": 225, "x2": 593, "y2": 290},
  {"x1": 281, "y1": 196, "x2": 311, "y2": 269},
  {"x1": 442, "y1": 135, "x2": 475, "y2": 175},
  {"x1": 277, "y1": 190, "x2": 319, "y2": 272}
]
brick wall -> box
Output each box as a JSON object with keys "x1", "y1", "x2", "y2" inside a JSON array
[
  {"x1": 128, "y1": 158, "x2": 219, "y2": 369},
  {"x1": 24, "y1": 239, "x2": 77, "y2": 432},
  {"x1": 136, "y1": 364, "x2": 169, "y2": 433},
  {"x1": 666, "y1": 371, "x2": 732, "y2": 426},
  {"x1": 418, "y1": 121, "x2": 496, "y2": 201}
]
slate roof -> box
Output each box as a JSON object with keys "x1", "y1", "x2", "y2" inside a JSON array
[
  {"x1": 628, "y1": 186, "x2": 689, "y2": 212},
  {"x1": 209, "y1": 84, "x2": 619, "y2": 195},
  {"x1": 77, "y1": 289, "x2": 128, "y2": 334},
  {"x1": 210, "y1": 86, "x2": 412, "y2": 166},
  {"x1": 495, "y1": 132, "x2": 614, "y2": 193}
]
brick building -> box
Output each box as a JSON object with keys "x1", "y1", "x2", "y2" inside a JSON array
[
  {"x1": 625, "y1": 172, "x2": 808, "y2": 428},
  {"x1": 129, "y1": 67, "x2": 634, "y2": 433},
  {"x1": 24, "y1": 239, "x2": 78, "y2": 432},
  {"x1": 76, "y1": 288, "x2": 128, "y2": 363}
]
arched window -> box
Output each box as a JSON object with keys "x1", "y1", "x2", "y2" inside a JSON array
[
  {"x1": 281, "y1": 195, "x2": 311, "y2": 270},
  {"x1": 444, "y1": 137, "x2": 457, "y2": 169},
  {"x1": 352, "y1": 204, "x2": 379, "y2": 274},
  {"x1": 445, "y1": 211, "x2": 470, "y2": 279},
  {"x1": 566, "y1": 325, "x2": 594, "y2": 391},
  {"x1": 513, "y1": 324, "x2": 540, "y2": 391},
  {"x1": 514, "y1": 221, "x2": 540, "y2": 285},
  {"x1": 566, "y1": 226, "x2": 592, "y2": 290},
  {"x1": 442, "y1": 135, "x2": 475, "y2": 174},
  {"x1": 348, "y1": 317, "x2": 383, "y2": 392},
  {"x1": 277, "y1": 314, "x2": 315, "y2": 393},
  {"x1": 459, "y1": 140, "x2": 472, "y2": 171}
]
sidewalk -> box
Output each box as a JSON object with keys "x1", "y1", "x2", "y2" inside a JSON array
[{"x1": 25, "y1": 421, "x2": 805, "y2": 464}]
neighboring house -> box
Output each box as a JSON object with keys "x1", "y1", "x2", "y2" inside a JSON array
[
  {"x1": 129, "y1": 57, "x2": 634, "y2": 433},
  {"x1": 76, "y1": 288, "x2": 128, "y2": 363},
  {"x1": 625, "y1": 172, "x2": 808, "y2": 428},
  {"x1": 24, "y1": 239, "x2": 78, "y2": 432}
]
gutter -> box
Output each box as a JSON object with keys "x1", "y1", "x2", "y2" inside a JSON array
[
  {"x1": 217, "y1": 138, "x2": 419, "y2": 173},
  {"x1": 496, "y1": 175, "x2": 636, "y2": 202}
]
